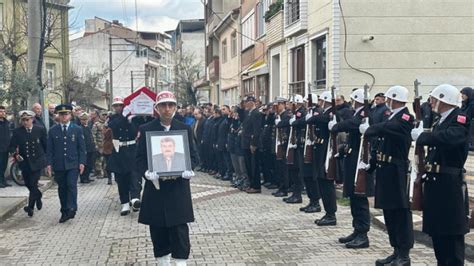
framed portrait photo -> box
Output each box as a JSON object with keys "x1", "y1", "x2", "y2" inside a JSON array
[{"x1": 146, "y1": 130, "x2": 192, "y2": 177}]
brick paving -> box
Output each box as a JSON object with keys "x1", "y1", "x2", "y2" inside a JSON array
[{"x1": 0, "y1": 173, "x2": 439, "y2": 265}]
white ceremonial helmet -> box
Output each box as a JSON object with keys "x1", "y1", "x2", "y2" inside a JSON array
[
  {"x1": 112, "y1": 96, "x2": 124, "y2": 106},
  {"x1": 350, "y1": 88, "x2": 367, "y2": 104},
  {"x1": 294, "y1": 94, "x2": 304, "y2": 104},
  {"x1": 305, "y1": 93, "x2": 318, "y2": 103},
  {"x1": 319, "y1": 91, "x2": 332, "y2": 103},
  {"x1": 155, "y1": 91, "x2": 177, "y2": 105},
  {"x1": 385, "y1": 85, "x2": 409, "y2": 103},
  {"x1": 430, "y1": 84, "x2": 460, "y2": 106}
]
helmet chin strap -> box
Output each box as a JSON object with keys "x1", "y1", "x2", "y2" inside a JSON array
[{"x1": 386, "y1": 99, "x2": 393, "y2": 111}]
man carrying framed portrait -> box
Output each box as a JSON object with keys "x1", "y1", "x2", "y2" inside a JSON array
[{"x1": 135, "y1": 91, "x2": 198, "y2": 266}]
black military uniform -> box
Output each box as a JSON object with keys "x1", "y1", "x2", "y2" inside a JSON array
[
  {"x1": 332, "y1": 106, "x2": 373, "y2": 248},
  {"x1": 241, "y1": 99, "x2": 263, "y2": 192},
  {"x1": 286, "y1": 105, "x2": 306, "y2": 203},
  {"x1": 136, "y1": 117, "x2": 198, "y2": 260},
  {"x1": 417, "y1": 108, "x2": 469, "y2": 265},
  {"x1": 9, "y1": 112, "x2": 47, "y2": 216},
  {"x1": 306, "y1": 106, "x2": 338, "y2": 226},
  {"x1": 365, "y1": 107, "x2": 414, "y2": 264},
  {"x1": 261, "y1": 107, "x2": 277, "y2": 189},
  {"x1": 0, "y1": 108, "x2": 11, "y2": 188},
  {"x1": 274, "y1": 107, "x2": 291, "y2": 196},
  {"x1": 107, "y1": 113, "x2": 141, "y2": 209}
]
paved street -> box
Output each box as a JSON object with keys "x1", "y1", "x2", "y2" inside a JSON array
[{"x1": 0, "y1": 173, "x2": 438, "y2": 265}]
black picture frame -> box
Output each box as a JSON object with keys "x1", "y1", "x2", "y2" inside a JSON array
[{"x1": 145, "y1": 130, "x2": 192, "y2": 177}]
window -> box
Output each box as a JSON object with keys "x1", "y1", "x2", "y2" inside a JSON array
[
  {"x1": 136, "y1": 46, "x2": 148, "y2": 57},
  {"x1": 46, "y1": 63, "x2": 56, "y2": 90},
  {"x1": 241, "y1": 11, "x2": 255, "y2": 51},
  {"x1": 289, "y1": 45, "x2": 305, "y2": 95},
  {"x1": 222, "y1": 39, "x2": 227, "y2": 63},
  {"x1": 257, "y1": 75, "x2": 268, "y2": 103},
  {"x1": 231, "y1": 31, "x2": 237, "y2": 58},
  {"x1": 243, "y1": 78, "x2": 254, "y2": 95},
  {"x1": 312, "y1": 36, "x2": 327, "y2": 90},
  {"x1": 256, "y1": 0, "x2": 270, "y2": 38},
  {"x1": 285, "y1": 0, "x2": 300, "y2": 26}
]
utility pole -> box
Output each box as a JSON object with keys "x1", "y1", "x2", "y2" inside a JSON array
[
  {"x1": 27, "y1": 0, "x2": 41, "y2": 105},
  {"x1": 130, "y1": 71, "x2": 134, "y2": 93},
  {"x1": 109, "y1": 36, "x2": 114, "y2": 109}
]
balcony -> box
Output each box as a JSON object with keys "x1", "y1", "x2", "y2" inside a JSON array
[
  {"x1": 266, "y1": 10, "x2": 284, "y2": 48},
  {"x1": 208, "y1": 56, "x2": 219, "y2": 82},
  {"x1": 284, "y1": 0, "x2": 308, "y2": 38}
]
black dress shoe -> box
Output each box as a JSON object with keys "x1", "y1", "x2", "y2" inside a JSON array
[
  {"x1": 87, "y1": 178, "x2": 95, "y2": 182},
  {"x1": 315, "y1": 215, "x2": 337, "y2": 226},
  {"x1": 338, "y1": 231, "x2": 357, "y2": 243},
  {"x1": 80, "y1": 180, "x2": 90, "y2": 184},
  {"x1": 305, "y1": 204, "x2": 322, "y2": 213},
  {"x1": 107, "y1": 179, "x2": 112, "y2": 185},
  {"x1": 299, "y1": 202, "x2": 311, "y2": 212},
  {"x1": 132, "y1": 200, "x2": 141, "y2": 212},
  {"x1": 391, "y1": 256, "x2": 410, "y2": 266},
  {"x1": 36, "y1": 198, "x2": 43, "y2": 210},
  {"x1": 59, "y1": 213, "x2": 69, "y2": 223},
  {"x1": 267, "y1": 184, "x2": 278, "y2": 189},
  {"x1": 262, "y1": 182, "x2": 271, "y2": 188},
  {"x1": 68, "y1": 209, "x2": 76, "y2": 219},
  {"x1": 23, "y1": 206, "x2": 34, "y2": 217},
  {"x1": 285, "y1": 195, "x2": 302, "y2": 204},
  {"x1": 345, "y1": 234, "x2": 369, "y2": 249},
  {"x1": 273, "y1": 190, "x2": 288, "y2": 197},
  {"x1": 375, "y1": 249, "x2": 398, "y2": 266}
]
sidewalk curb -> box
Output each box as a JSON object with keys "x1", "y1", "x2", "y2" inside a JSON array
[
  {"x1": 0, "y1": 179, "x2": 53, "y2": 223},
  {"x1": 335, "y1": 189, "x2": 474, "y2": 262}
]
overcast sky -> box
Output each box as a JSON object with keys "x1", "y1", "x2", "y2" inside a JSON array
[{"x1": 69, "y1": 0, "x2": 204, "y2": 39}]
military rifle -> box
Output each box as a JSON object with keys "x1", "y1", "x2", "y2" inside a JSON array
[
  {"x1": 411, "y1": 79, "x2": 424, "y2": 211},
  {"x1": 354, "y1": 84, "x2": 370, "y2": 195},
  {"x1": 304, "y1": 92, "x2": 314, "y2": 163},
  {"x1": 286, "y1": 99, "x2": 297, "y2": 165},
  {"x1": 274, "y1": 104, "x2": 285, "y2": 160},
  {"x1": 326, "y1": 86, "x2": 338, "y2": 180}
]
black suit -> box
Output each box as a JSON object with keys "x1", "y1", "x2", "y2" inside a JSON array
[
  {"x1": 0, "y1": 118, "x2": 11, "y2": 186},
  {"x1": 365, "y1": 107, "x2": 414, "y2": 252},
  {"x1": 9, "y1": 125, "x2": 47, "y2": 208},
  {"x1": 241, "y1": 108, "x2": 263, "y2": 189},
  {"x1": 417, "y1": 108, "x2": 469, "y2": 264},
  {"x1": 152, "y1": 152, "x2": 187, "y2": 173},
  {"x1": 275, "y1": 110, "x2": 291, "y2": 191},
  {"x1": 136, "y1": 118, "x2": 198, "y2": 260}
]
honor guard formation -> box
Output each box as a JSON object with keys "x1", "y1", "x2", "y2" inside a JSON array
[{"x1": 1, "y1": 84, "x2": 473, "y2": 265}]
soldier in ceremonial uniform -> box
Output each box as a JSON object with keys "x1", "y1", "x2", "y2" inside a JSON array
[
  {"x1": 9, "y1": 110, "x2": 47, "y2": 217},
  {"x1": 136, "y1": 91, "x2": 198, "y2": 266},
  {"x1": 107, "y1": 97, "x2": 141, "y2": 216},
  {"x1": 361, "y1": 86, "x2": 414, "y2": 266},
  {"x1": 411, "y1": 84, "x2": 470, "y2": 265},
  {"x1": 261, "y1": 103, "x2": 277, "y2": 189},
  {"x1": 306, "y1": 91, "x2": 337, "y2": 226},
  {"x1": 273, "y1": 97, "x2": 291, "y2": 197},
  {"x1": 46, "y1": 104, "x2": 86, "y2": 223},
  {"x1": 330, "y1": 89, "x2": 371, "y2": 249}
]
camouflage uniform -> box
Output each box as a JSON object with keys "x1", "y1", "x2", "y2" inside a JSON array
[{"x1": 92, "y1": 118, "x2": 106, "y2": 178}]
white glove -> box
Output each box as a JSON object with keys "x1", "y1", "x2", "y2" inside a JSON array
[
  {"x1": 144, "y1": 170, "x2": 159, "y2": 181},
  {"x1": 328, "y1": 116, "x2": 337, "y2": 130},
  {"x1": 275, "y1": 116, "x2": 281, "y2": 126},
  {"x1": 411, "y1": 121, "x2": 424, "y2": 141},
  {"x1": 122, "y1": 105, "x2": 132, "y2": 117},
  {"x1": 289, "y1": 115, "x2": 296, "y2": 125},
  {"x1": 358, "y1": 161, "x2": 370, "y2": 171},
  {"x1": 359, "y1": 119, "x2": 370, "y2": 134},
  {"x1": 305, "y1": 111, "x2": 313, "y2": 120},
  {"x1": 127, "y1": 114, "x2": 135, "y2": 122},
  {"x1": 182, "y1": 170, "x2": 195, "y2": 179},
  {"x1": 288, "y1": 143, "x2": 298, "y2": 149}
]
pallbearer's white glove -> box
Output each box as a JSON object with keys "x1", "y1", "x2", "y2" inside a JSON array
[
  {"x1": 182, "y1": 170, "x2": 195, "y2": 179},
  {"x1": 358, "y1": 161, "x2": 370, "y2": 171},
  {"x1": 411, "y1": 121, "x2": 424, "y2": 141},
  {"x1": 289, "y1": 115, "x2": 296, "y2": 125},
  {"x1": 305, "y1": 111, "x2": 313, "y2": 120},
  {"x1": 144, "y1": 170, "x2": 160, "y2": 190},
  {"x1": 359, "y1": 119, "x2": 370, "y2": 134},
  {"x1": 328, "y1": 116, "x2": 337, "y2": 130},
  {"x1": 275, "y1": 115, "x2": 281, "y2": 126}
]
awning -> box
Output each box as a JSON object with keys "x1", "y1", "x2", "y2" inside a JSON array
[{"x1": 242, "y1": 60, "x2": 268, "y2": 78}]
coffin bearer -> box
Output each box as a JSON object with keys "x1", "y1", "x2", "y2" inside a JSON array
[
  {"x1": 362, "y1": 86, "x2": 414, "y2": 265},
  {"x1": 46, "y1": 104, "x2": 86, "y2": 223},
  {"x1": 136, "y1": 91, "x2": 198, "y2": 266},
  {"x1": 107, "y1": 97, "x2": 141, "y2": 215},
  {"x1": 411, "y1": 84, "x2": 470, "y2": 265},
  {"x1": 9, "y1": 110, "x2": 47, "y2": 216}
]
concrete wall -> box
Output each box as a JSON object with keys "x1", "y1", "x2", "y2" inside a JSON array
[{"x1": 181, "y1": 31, "x2": 206, "y2": 78}]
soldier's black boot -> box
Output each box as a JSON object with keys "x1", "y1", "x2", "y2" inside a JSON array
[
  {"x1": 285, "y1": 193, "x2": 302, "y2": 204},
  {"x1": 299, "y1": 202, "x2": 312, "y2": 212},
  {"x1": 338, "y1": 231, "x2": 357, "y2": 243},
  {"x1": 273, "y1": 190, "x2": 288, "y2": 197},
  {"x1": 345, "y1": 233, "x2": 369, "y2": 249},
  {"x1": 24, "y1": 199, "x2": 35, "y2": 217},
  {"x1": 315, "y1": 214, "x2": 337, "y2": 226},
  {"x1": 59, "y1": 212, "x2": 69, "y2": 223},
  {"x1": 305, "y1": 201, "x2": 322, "y2": 213},
  {"x1": 375, "y1": 248, "x2": 398, "y2": 266},
  {"x1": 36, "y1": 197, "x2": 43, "y2": 210},
  {"x1": 390, "y1": 249, "x2": 410, "y2": 266}
]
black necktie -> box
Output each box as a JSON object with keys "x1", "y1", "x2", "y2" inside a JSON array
[
  {"x1": 27, "y1": 128, "x2": 31, "y2": 133},
  {"x1": 63, "y1": 125, "x2": 67, "y2": 134}
]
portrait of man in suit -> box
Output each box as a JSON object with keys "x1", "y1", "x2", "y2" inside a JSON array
[{"x1": 152, "y1": 136, "x2": 186, "y2": 173}]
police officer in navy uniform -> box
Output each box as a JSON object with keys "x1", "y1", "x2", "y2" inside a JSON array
[
  {"x1": 306, "y1": 91, "x2": 338, "y2": 226},
  {"x1": 361, "y1": 86, "x2": 415, "y2": 266},
  {"x1": 330, "y1": 89, "x2": 371, "y2": 249},
  {"x1": 9, "y1": 110, "x2": 47, "y2": 217},
  {"x1": 136, "y1": 91, "x2": 198, "y2": 266},
  {"x1": 412, "y1": 84, "x2": 470, "y2": 265},
  {"x1": 46, "y1": 104, "x2": 86, "y2": 223},
  {"x1": 107, "y1": 97, "x2": 141, "y2": 216},
  {"x1": 273, "y1": 97, "x2": 291, "y2": 197}
]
